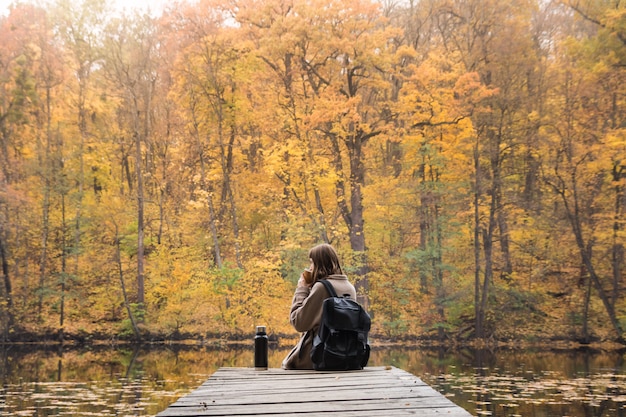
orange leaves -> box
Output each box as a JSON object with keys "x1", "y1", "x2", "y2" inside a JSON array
[
  {"x1": 2, "y1": 0, "x2": 626, "y2": 343},
  {"x1": 453, "y1": 72, "x2": 498, "y2": 115}
]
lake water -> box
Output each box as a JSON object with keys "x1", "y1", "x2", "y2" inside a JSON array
[{"x1": 1, "y1": 342, "x2": 625, "y2": 416}]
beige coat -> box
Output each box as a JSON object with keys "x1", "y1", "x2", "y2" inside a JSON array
[{"x1": 281, "y1": 274, "x2": 357, "y2": 370}]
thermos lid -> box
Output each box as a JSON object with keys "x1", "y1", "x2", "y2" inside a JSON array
[{"x1": 256, "y1": 325, "x2": 266, "y2": 333}]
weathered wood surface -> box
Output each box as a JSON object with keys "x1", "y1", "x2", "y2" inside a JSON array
[{"x1": 157, "y1": 366, "x2": 472, "y2": 416}]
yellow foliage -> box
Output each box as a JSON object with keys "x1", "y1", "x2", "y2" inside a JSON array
[{"x1": 1, "y1": 0, "x2": 625, "y2": 344}]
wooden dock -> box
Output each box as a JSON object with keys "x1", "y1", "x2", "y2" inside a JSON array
[{"x1": 156, "y1": 366, "x2": 472, "y2": 416}]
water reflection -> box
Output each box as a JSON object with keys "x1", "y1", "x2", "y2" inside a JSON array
[
  {"x1": 0, "y1": 343, "x2": 625, "y2": 417},
  {"x1": 380, "y1": 347, "x2": 626, "y2": 417}
]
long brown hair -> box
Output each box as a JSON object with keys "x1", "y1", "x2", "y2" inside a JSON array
[{"x1": 309, "y1": 243, "x2": 343, "y2": 281}]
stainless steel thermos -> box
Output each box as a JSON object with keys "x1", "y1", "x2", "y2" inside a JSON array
[{"x1": 254, "y1": 325, "x2": 268, "y2": 370}]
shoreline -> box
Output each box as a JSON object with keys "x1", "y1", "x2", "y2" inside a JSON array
[{"x1": 2, "y1": 332, "x2": 625, "y2": 352}]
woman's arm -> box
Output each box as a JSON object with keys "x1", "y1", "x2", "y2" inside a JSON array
[{"x1": 289, "y1": 281, "x2": 325, "y2": 332}]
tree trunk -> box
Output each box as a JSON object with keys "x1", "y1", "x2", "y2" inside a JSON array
[
  {"x1": 0, "y1": 232, "x2": 14, "y2": 338},
  {"x1": 122, "y1": 150, "x2": 133, "y2": 194},
  {"x1": 219, "y1": 117, "x2": 242, "y2": 269},
  {"x1": 581, "y1": 264, "x2": 591, "y2": 344},
  {"x1": 348, "y1": 159, "x2": 366, "y2": 253},
  {"x1": 418, "y1": 212, "x2": 429, "y2": 293},
  {"x1": 208, "y1": 189, "x2": 222, "y2": 268},
  {"x1": 227, "y1": 126, "x2": 242, "y2": 269},
  {"x1": 73, "y1": 67, "x2": 86, "y2": 299},
  {"x1": 37, "y1": 84, "x2": 53, "y2": 320},
  {"x1": 59, "y1": 194, "x2": 67, "y2": 343},
  {"x1": 342, "y1": 132, "x2": 369, "y2": 304},
  {"x1": 115, "y1": 225, "x2": 141, "y2": 341},
  {"x1": 497, "y1": 210, "x2": 513, "y2": 277},
  {"x1": 37, "y1": 179, "x2": 50, "y2": 320},
  {"x1": 348, "y1": 130, "x2": 369, "y2": 307},
  {"x1": 418, "y1": 163, "x2": 429, "y2": 293},
  {"x1": 0, "y1": 128, "x2": 14, "y2": 340},
  {"x1": 473, "y1": 137, "x2": 482, "y2": 339},
  {"x1": 328, "y1": 129, "x2": 369, "y2": 306},
  {"x1": 313, "y1": 188, "x2": 330, "y2": 244},
  {"x1": 476, "y1": 123, "x2": 503, "y2": 340},
  {"x1": 189, "y1": 95, "x2": 223, "y2": 268},
  {"x1": 562, "y1": 186, "x2": 624, "y2": 340},
  {"x1": 611, "y1": 163, "x2": 624, "y2": 307},
  {"x1": 134, "y1": 129, "x2": 145, "y2": 307},
  {"x1": 434, "y1": 199, "x2": 445, "y2": 341},
  {"x1": 480, "y1": 222, "x2": 494, "y2": 339}
]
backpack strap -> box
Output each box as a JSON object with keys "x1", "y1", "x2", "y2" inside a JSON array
[{"x1": 319, "y1": 279, "x2": 338, "y2": 298}]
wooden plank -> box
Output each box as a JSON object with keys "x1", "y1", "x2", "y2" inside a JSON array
[{"x1": 157, "y1": 366, "x2": 472, "y2": 417}]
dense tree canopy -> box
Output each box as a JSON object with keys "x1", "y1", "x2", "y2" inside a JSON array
[{"x1": 0, "y1": 0, "x2": 624, "y2": 344}]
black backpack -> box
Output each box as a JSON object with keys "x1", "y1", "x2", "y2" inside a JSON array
[{"x1": 310, "y1": 279, "x2": 371, "y2": 371}]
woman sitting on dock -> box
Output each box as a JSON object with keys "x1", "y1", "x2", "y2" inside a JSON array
[{"x1": 281, "y1": 243, "x2": 357, "y2": 370}]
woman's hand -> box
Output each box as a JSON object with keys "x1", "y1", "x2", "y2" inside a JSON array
[
  {"x1": 297, "y1": 260, "x2": 315, "y2": 288},
  {"x1": 297, "y1": 274, "x2": 311, "y2": 288}
]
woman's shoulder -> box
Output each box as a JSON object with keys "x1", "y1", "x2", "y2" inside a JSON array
[
  {"x1": 309, "y1": 280, "x2": 332, "y2": 298},
  {"x1": 326, "y1": 274, "x2": 349, "y2": 281},
  {"x1": 318, "y1": 276, "x2": 356, "y2": 298}
]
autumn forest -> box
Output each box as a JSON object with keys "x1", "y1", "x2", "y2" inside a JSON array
[{"x1": 0, "y1": 0, "x2": 624, "y2": 345}]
